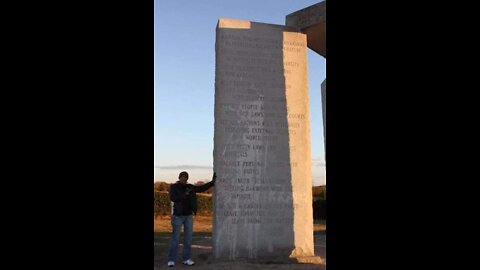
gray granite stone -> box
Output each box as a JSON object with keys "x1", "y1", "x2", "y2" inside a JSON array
[
  {"x1": 213, "y1": 18, "x2": 315, "y2": 261},
  {"x1": 286, "y1": 1, "x2": 326, "y2": 57},
  {"x1": 321, "y1": 79, "x2": 326, "y2": 159}
]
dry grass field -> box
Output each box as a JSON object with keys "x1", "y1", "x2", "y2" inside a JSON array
[{"x1": 155, "y1": 215, "x2": 214, "y2": 232}]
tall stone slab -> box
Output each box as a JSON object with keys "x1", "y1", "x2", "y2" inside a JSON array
[
  {"x1": 321, "y1": 79, "x2": 326, "y2": 159},
  {"x1": 287, "y1": 1, "x2": 327, "y2": 163},
  {"x1": 285, "y1": 1, "x2": 326, "y2": 57},
  {"x1": 213, "y1": 18, "x2": 316, "y2": 262}
]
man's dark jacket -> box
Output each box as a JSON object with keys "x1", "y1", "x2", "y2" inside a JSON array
[{"x1": 169, "y1": 181, "x2": 214, "y2": 216}]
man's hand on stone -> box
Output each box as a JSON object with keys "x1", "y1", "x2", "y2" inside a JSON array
[{"x1": 212, "y1": 172, "x2": 217, "y2": 184}]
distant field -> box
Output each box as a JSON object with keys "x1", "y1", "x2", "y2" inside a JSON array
[{"x1": 155, "y1": 215, "x2": 213, "y2": 232}]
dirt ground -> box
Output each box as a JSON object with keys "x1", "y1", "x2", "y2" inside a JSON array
[{"x1": 154, "y1": 216, "x2": 326, "y2": 269}]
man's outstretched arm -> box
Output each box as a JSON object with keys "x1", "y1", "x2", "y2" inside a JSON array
[{"x1": 194, "y1": 172, "x2": 216, "y2": 193}]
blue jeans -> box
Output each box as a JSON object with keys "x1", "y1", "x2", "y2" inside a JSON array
[{"x1": 167, "y1": 215, "x2": 193, "y2": 262}]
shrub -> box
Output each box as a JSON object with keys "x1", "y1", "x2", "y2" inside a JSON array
[
  {"x1": 154, "y1": 182, "x2": 171, "y2": 192},
  {"x1": 312, "y1": 185, "x2": 326, "y2": 199},
  {"x1": 195, "y1": 194, "x2": 212, "y2": 215},
  {"x1": 313, "y1": 198, "x2": 326, "y2": 219},
  {"x1": 154, "y1": 191, "x2": 171, "y2": 216},
  {"x1": 154, "y1": 191, "x2": 212, "y2": 216},
  {"x1": 155, "y1": 190, "x2": 325, "y2": 219}
]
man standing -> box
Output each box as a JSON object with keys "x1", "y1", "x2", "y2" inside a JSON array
[{"x1": 167, "y1": 171, "x2": 216, "y2": 267}]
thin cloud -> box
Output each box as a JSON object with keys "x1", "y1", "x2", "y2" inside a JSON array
[{"x1": 312, "y1": 158, "x2": 326, "y2": 167}]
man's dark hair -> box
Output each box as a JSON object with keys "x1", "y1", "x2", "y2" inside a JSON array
[{"x1": 178, "y1": 171, "x2": 189, "y2": 179}]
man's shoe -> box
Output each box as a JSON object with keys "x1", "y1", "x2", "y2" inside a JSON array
[
  {"x1": 182, "y1": 259, "x2": 195, "y2": 266},
  {"x1": 167, "y1": 261, "x2": 175, "y2": 267}
]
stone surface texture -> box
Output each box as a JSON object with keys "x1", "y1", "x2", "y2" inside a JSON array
[
  {"x1": 213, "y1": 18, "x2": 315, "y2": 261},
  {"x1": 285, "y1": 1, "x2": 326, "y2": 57},
  {"x1": 321, "y1": 79, "x2": 326, "y2": 158}
]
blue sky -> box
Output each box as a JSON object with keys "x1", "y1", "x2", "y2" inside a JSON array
[{"x1": 154, "y1": 0, "x2": 326, "y2": 185}]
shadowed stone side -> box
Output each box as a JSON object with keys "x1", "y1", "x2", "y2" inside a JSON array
[
  {"x1": 286, "y1": 1, "x2": 326, "y2": 57},
  {"x1": 321, "y1": 79, "x2": 326, "y2": 159}
]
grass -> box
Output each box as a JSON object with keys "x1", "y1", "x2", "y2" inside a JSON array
[{"x1": 155, "y1": 215, "x2": 213, "y2": 233}]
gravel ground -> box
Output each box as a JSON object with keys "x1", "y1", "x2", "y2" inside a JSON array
[{"x1": 154, "y1": 233, "x2": 326, "y2": 270}]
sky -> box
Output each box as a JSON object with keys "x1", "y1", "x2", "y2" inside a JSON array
[{"x1": 154, "y1": 0, "x2": 326, "y2": 185}]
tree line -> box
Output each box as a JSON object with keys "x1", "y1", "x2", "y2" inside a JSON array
[
  {"x1": 154, "y1": 182, "x2": 326, "y2": 219},
  {"x1": 154, "y1": 181, "x2": 213, "y2": 194}
]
